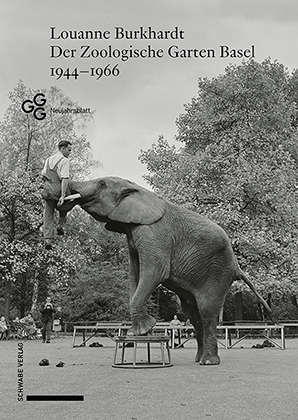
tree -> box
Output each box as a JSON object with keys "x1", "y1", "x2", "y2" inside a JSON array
[
  {"x1": 57, "y1": 264, "x2": 131, "y2": 323},
  {"x1": 140, "y1": 59, "x2": 298, "y2": 319},
  {"x1": 0, "y1": 80, "x2": 98, "y2": 177},
  {"x1": 0, "y1": 81, "x2": 98, "y2": 320}
]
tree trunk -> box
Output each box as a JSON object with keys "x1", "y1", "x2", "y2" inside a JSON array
[
  {"x1": 219, "y1": 306, "x2": 224, "y2": 323},
  {"x1": 30, "y1": 273, "x2": 39, "y2": 315},
  {"x1": 25, "y1": 119, "x2": 32, "y2": 171},
  {"x1": 267, "y1": 292, "x2": 272, "y2": 308},
  {"x1": 4, "y1": 278, "x2": 11, "y2": 321},
  {"x1": 259, "y1": 303, "x2": 265, "y2": 321}
]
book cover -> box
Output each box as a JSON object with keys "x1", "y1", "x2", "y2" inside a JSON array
[{"x1": 1, "y1": 1, "x2": 297, "y2": 419}]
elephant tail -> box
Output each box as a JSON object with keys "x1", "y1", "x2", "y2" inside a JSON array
[{"x1": 238, "y1": 271, "x2": 277, "y2": 323}]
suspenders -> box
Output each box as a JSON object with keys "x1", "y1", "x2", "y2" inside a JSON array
[
  {"x1": 44, "y1": 156, "x2": 65, "y2": 183},
  {"x1": 41, "y1": 156, "x2": 66, "y2": 200}
]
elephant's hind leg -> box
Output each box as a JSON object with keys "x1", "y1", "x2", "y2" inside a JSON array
[
  {"x1": 180, "y1": 297, "x2": 204, "y2": 363},
  {"x1": 198, "y1": 317, "x2": 220, "y2": 365},
  {"x1": 194, "y1": 295, "x2": 221, "y2": 365}
]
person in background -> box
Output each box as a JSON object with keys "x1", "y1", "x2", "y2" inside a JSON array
[
  {"x1": 170, "y1": 314, "x2": 182, "y2": 347},
  {"x1": 0, "y1": 316, "x2": 9, "y2": 339},
  {"x1": 40, "y1": 297, "x2": 56, "y2": 343},
  {"x1": 12, "y1": 316, "x2": 22, "y2": 338},
  {"x1": 170, "y1": 314, "x2": 182, "y2": 327},
  {"x1": 20, "y1": 313, "x2": 37, "y2": 339}
]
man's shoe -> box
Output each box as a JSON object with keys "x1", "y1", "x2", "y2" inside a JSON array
[
  {"x1": 39, "y1": 358, "x2": 50, "y2": 366},
  {"x1": 46, "y1": 340, "x2": 50, "y2": 343},
  {"x1": 56, "y1": 361, "x2": 65, "y2": 367},
  {"x1": 57, "y1": 226, "x2": 64, "y2": 236}
]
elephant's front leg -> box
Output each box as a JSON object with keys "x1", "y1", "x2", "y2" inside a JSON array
[
  {"x1": 128, "y1": 259, "x2": 164, "y2": 336},
  {"x1": 128, "y1": 275, "x2": 160, "y2": 335},
  {"x1": 127, "y1": 226, "x2": 170, "y2": 336},
  {"x1": 128, "y1": 246, "x2": 139, "y2": 303}
]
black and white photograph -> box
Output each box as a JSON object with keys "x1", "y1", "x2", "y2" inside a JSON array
[{"x1": 1, "y1": 1, "x2": 298, "y2": 419}]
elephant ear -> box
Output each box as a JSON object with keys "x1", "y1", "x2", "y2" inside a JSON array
[{"x1": 108, "y1": 186, "x2": 166, "y2": 225}]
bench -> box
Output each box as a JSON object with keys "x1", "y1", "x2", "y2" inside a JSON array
[
  {"x1": 217, "y1": 323, "x2": 285, "y2": 349},
  {"x1": 154, "y1": 322, "x2": 286, "y2": 349},
  {"x1": 72, "y1": 321, "x2": 286, "y2": 349},
  {"x1": 279, "y1": 321, "x2": 298, "y2": 338},
  {"x1": 153, "y1": 323, "x2": 195, "y2": 348},
  {"x1": 72, "y1": 321, "x2": 183, "y2": 348},
  {"x1": 72, "y1": 322, "x2": 128, "y2": 347}
]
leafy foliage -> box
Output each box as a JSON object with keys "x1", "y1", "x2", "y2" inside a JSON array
[
  {"x1": 0, "y1": 81, "x2": 98, "y2": 177},
  {"x1": 0, "y1": 81, "x2": 102, "y2": 319},
  {"x1": 140, "y1": 59, "x2": 298, "y2": 312},
  {"x1": 56, "y1": 264, "x2": 131, "y2": 322}
]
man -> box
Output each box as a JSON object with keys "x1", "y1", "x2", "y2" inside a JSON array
[
  {"x1": 40, "y1": 297, "x2": 56, "y2": 343},
  {"x1": 170, "y1": 315, "x2": 182, "y2": 347},
  {"x1": 0, "y1": 316, "x2": 9, "y2": 339},
  {"x1": 41, "y1": 140, "x2": 72, "y2": 249}
]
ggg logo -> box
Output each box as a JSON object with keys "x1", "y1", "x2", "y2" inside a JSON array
[{"x1": 21, "y1": 93, "x2": 47, "y2": 120}]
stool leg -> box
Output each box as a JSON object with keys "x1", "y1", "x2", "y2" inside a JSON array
[
  {"x1": 160, "y1": 342, "x2": 165, "y2": 366},
  {"x1": 166, "y1": 342, "x2": 172, "y2": 365},
  {"x1": 121, "y1": 342, "x2": 125, "y2": 363},
  {"x1": 147, "y1": 343, "x2": 151, "y2": 363},
  {"x1": 133, "y1": 342, "x2": 137, "y2": 367},
  {"x1": 113, "y1": 342, "x2": 119, "y2": 365}
]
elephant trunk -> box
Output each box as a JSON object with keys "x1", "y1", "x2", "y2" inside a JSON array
[
  {"x1": 68, "y1": 179, "x2": 98, "y2": 199},
  {"x1": 56, "y1": 179, "x2": 99, "y2": 214},
  {"x1": 66, "y1": 179, "x2": 111, "y2": 222}
]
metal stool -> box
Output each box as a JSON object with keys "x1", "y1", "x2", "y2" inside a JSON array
[{"x1": 112, "y1": 335, "x2": 172, "y2": 368}]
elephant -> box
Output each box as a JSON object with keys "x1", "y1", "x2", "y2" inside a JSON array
[{"x1": 57, "y1": 176, "x2": 272, "y2": 365}]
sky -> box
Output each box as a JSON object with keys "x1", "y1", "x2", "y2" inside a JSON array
[{"x1": 1, "y1": 0, "x2": 297, "y2": 187}]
